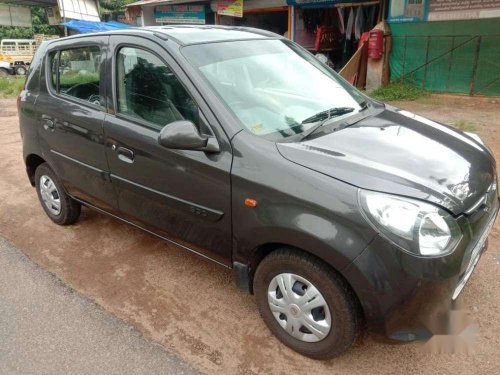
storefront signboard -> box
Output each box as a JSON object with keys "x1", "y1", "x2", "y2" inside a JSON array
[
  {"x1": 287, "y1": 0, "x2": 367, "y2": 6},
  {"x1": 155, "y1": 5, "x2": 206, "y2": 24},
  {"x1": 428, "y1": 0, "x2": 500, "y2": 21},
  {"x1": 388, "y1": 0, "x2": 500, "y2": 23},
  {"x1": 217, "y1": 0, "x2": 244, "y2": 17}
]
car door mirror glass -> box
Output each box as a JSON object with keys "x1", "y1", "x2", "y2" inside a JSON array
[{"x1": 158, "y1": 120, "x2": 219, "y2": 152}]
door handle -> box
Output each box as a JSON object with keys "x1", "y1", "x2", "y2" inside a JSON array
[
  {"x1": 116, "y1": 146, "x2": 135, "y2": 164},
  {"x1": 42, "y1": 116, "x2": 55, "y2": 131}
]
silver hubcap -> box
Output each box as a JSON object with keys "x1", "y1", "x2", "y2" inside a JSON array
[
  {"x1": 268, "y1": 273, "x2": 331, "y2": 343},
  {"x1": 39, "y1": 175, "x2": 61, "y2": 216}
]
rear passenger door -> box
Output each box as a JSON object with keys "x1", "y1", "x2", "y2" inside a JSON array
[
  {"x1": 35, "y1": 37, "x2": 117, "y2": 212},
  {"x1": 103, "y1": 36, "x2": 233, "y2": 266}
]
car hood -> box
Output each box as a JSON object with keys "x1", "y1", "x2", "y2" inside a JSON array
[{"x1": 277, "y1": 107, "x2": 496, "y2": 215}]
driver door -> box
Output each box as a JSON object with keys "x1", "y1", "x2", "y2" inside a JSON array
[
  {"x1": 35, "y1": 36, "x2": 117, "y2": 212},
  {"x1": 102, "y1": 36, "x2": 233, "y2": 266}
]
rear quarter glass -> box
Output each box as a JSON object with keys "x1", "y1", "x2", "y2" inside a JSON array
[{"x1": 25, "y1": 41, "x2": 48, "y2": 93}]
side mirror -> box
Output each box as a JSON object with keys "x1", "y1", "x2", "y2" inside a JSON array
[{"x1": 158, "y1": 120, "x2": 219, "y2": 153}]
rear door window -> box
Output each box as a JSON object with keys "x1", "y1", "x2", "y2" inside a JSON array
[{"x1": 50, "y1": 46, "x2": 103, "y2": 107}]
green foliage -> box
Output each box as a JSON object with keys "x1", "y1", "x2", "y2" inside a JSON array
[
  {"x1": 60, "y1": 72, "x2": 99, "y2": 89},
  {"x1": 0, "y1": 7, "x2": 60, "y2": 40},
  {"x1": 99, "y1": 0, "x2": 137, "y2": 13},
  {"x1": 369, "y1": 82, "x2": 429, "y2": 102},
  {"x1": 454, "y1": 119, "x2": 476, "y2": 132},
  {"x1": 0, "y1": 77, "x2": 25, "y2": 98}
]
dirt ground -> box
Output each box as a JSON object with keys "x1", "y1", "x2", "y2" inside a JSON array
[{"x1": 0, "y1": 95, "x2": 499, "y2": 374}]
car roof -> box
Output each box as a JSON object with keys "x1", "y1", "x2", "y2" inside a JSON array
[
  {"x1": 144, "y1": 25, "x2": 279, "y2": 45},
  {"x1": 48, "y1": 25, "x2": 283, "y2": 46},
  {"x1": 46, "y1": 25, "x2": 281, "y2": 47}
]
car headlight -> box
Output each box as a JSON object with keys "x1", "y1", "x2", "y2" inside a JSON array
[{"x1": 359, "y1": 190, "x2": 462, "y2": 256}]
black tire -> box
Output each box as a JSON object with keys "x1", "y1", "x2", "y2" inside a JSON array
[
  {"x1": 0, "y1": 68, "x2": 9, "y2": 77},
  {"x1": 34, "y1": 163, "x2": 81, "y2": 225},
  {"x1": 254, "y1": 248, "x2": 361, "y2": 359},
  {"x1": 15, "y1": 65, "x2": 27, "y2": 76}
]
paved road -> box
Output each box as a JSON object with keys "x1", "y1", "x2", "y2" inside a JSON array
[{"x1": 0, "y1": 237, "x2": 200, "y2": 375}]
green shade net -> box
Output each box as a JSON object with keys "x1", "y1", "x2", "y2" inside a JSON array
[{"x1": 389, "y1": 19, "x2": 500, "y2": 96}]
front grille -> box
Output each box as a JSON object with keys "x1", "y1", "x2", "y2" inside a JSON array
[
  {"x1": 452, "y1": 212, "x2": 496, "y2": 300},
  {"x1": 453, "y1": 183, "x2": 499, "y2": 300}
]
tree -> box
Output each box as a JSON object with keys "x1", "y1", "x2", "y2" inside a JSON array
[
  {"x1": 99, "y1": 0, "x2": 137, "y2": 20},
  {"x1": 0, "y1": 7, "x2": 61, "y2": 40}
]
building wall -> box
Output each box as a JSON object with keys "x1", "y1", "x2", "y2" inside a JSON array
[{"x1": 142, "y1": 6, "x2": 161, "y2": 26}]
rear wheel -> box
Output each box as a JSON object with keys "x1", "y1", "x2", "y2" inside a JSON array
[
  {"x1": 254, "y1": 249, "x2": 360, "y2": 359},
  {"x1": 15, "y1": 65, "x2": 27, "y2": 76},
  {"x1": 35, "y1": 163, "x2": 81, "y2": 225},
  {"x1": 0, "y1": 68, "x2": 9, "y2": 77}
]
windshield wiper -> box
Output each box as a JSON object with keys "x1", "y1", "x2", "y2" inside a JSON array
[
  {"x1": 299, "y1": 107, "x2": 355, "y2": 141},
  {"x1": 301, "y1": 107, "x2": 355, "y2": 125},
  {"x1": 359, "y1": 101, "x2": 369, "y2": 111}
]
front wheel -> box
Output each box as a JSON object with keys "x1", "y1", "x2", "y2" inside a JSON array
[
  {"x1": 254, "y1": 249, "x2": 361, "y2": 359},
  {"x1": 35, "y1": 163, "x2": 81, "y2": 225}
]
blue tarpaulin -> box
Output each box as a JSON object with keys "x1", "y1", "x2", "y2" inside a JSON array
[{"x1": 61, "y1": 20, "x2": 134, "y2": 34}]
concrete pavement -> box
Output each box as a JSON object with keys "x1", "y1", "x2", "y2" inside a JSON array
[{"x1": 0, "y1": 237, "x2": 200, "y2": 375}]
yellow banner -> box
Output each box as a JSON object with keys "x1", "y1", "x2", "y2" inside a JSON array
[{"x1": 217, "y1": 0, "x2": 243, "y2": 18}]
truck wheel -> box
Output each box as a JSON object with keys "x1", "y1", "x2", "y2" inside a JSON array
[
  {"x1": 35, "y1": 163, "x2": 81, "y2": 225},
  {"x1": 254, "y1": 248, "x2": 360, "y2": 359},
  {"x1": 0, "y1": 68, "x2": 8, "y2": 77},
  {"x1": 15, "y1": 66, "x2": 27, "y2": 76}
]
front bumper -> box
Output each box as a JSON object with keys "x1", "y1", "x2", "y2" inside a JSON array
[
  {"x1": 343, "y1": 198, "x2": 499, "y2": 341},
  {"x1": 0, "y1": 65, "x2": 14, "y2": 74}
]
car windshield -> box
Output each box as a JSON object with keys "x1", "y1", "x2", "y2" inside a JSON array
[{"x1": 182, "y1": 39, "x2": 367, "y2": 141}]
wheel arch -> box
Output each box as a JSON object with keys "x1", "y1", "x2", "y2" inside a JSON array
[
  {"x1": 239, "y1": 242, "x2": 366, "y2": 324},
  {"x1": 25, "y1": 153, "x2": 46, "y2": 186}
]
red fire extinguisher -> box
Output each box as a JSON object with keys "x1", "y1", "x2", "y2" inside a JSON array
[{"x1": 368, "y1": 29, "x2": 384, "y2": 59}]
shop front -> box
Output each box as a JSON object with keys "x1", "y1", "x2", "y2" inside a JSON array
[
  {"x1": 212, "y1": 0, "x2": 290, "y2": 37},
  {"x1": 288, "y1": 0, "x2": 383, "y2": 69}
]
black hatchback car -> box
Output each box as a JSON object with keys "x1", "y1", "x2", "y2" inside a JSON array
[{"x1": 19, "y1": 26, "x2": 498, "y2": 359}]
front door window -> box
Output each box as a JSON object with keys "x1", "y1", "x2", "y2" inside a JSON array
[{"x1": 116, "y1": 47, "x2": 201, "y2": 130}]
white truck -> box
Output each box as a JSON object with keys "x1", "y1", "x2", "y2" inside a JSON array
[
  {"x1": 0, "y1": 60, "x2": 14, "y2": 77},
  {"x1": 0, "y1": 39, "x2": 37, "y2": 75},
  {"x1": 0, "y1": 36, "x2": 58, "y2": 76}
]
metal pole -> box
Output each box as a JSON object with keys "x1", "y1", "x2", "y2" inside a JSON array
[
  {"x1": 422, "y1": 36, "x2": 431, "y2": 89},
  {"x1": 469, "y1": 36, "x2": 481, "y2": 96},
  {"x1": 96, "y1": 0, "x2": 101, "y2": 18},
  {"x1": 401, "y1": 35, "x2": 407, "y2": 82},
  {"x1": 59, "y1": 0, "x2": 68, "y2": 36},
  {"x1": 446, "y1": 36, "x2": 455, "y2": 92}
]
